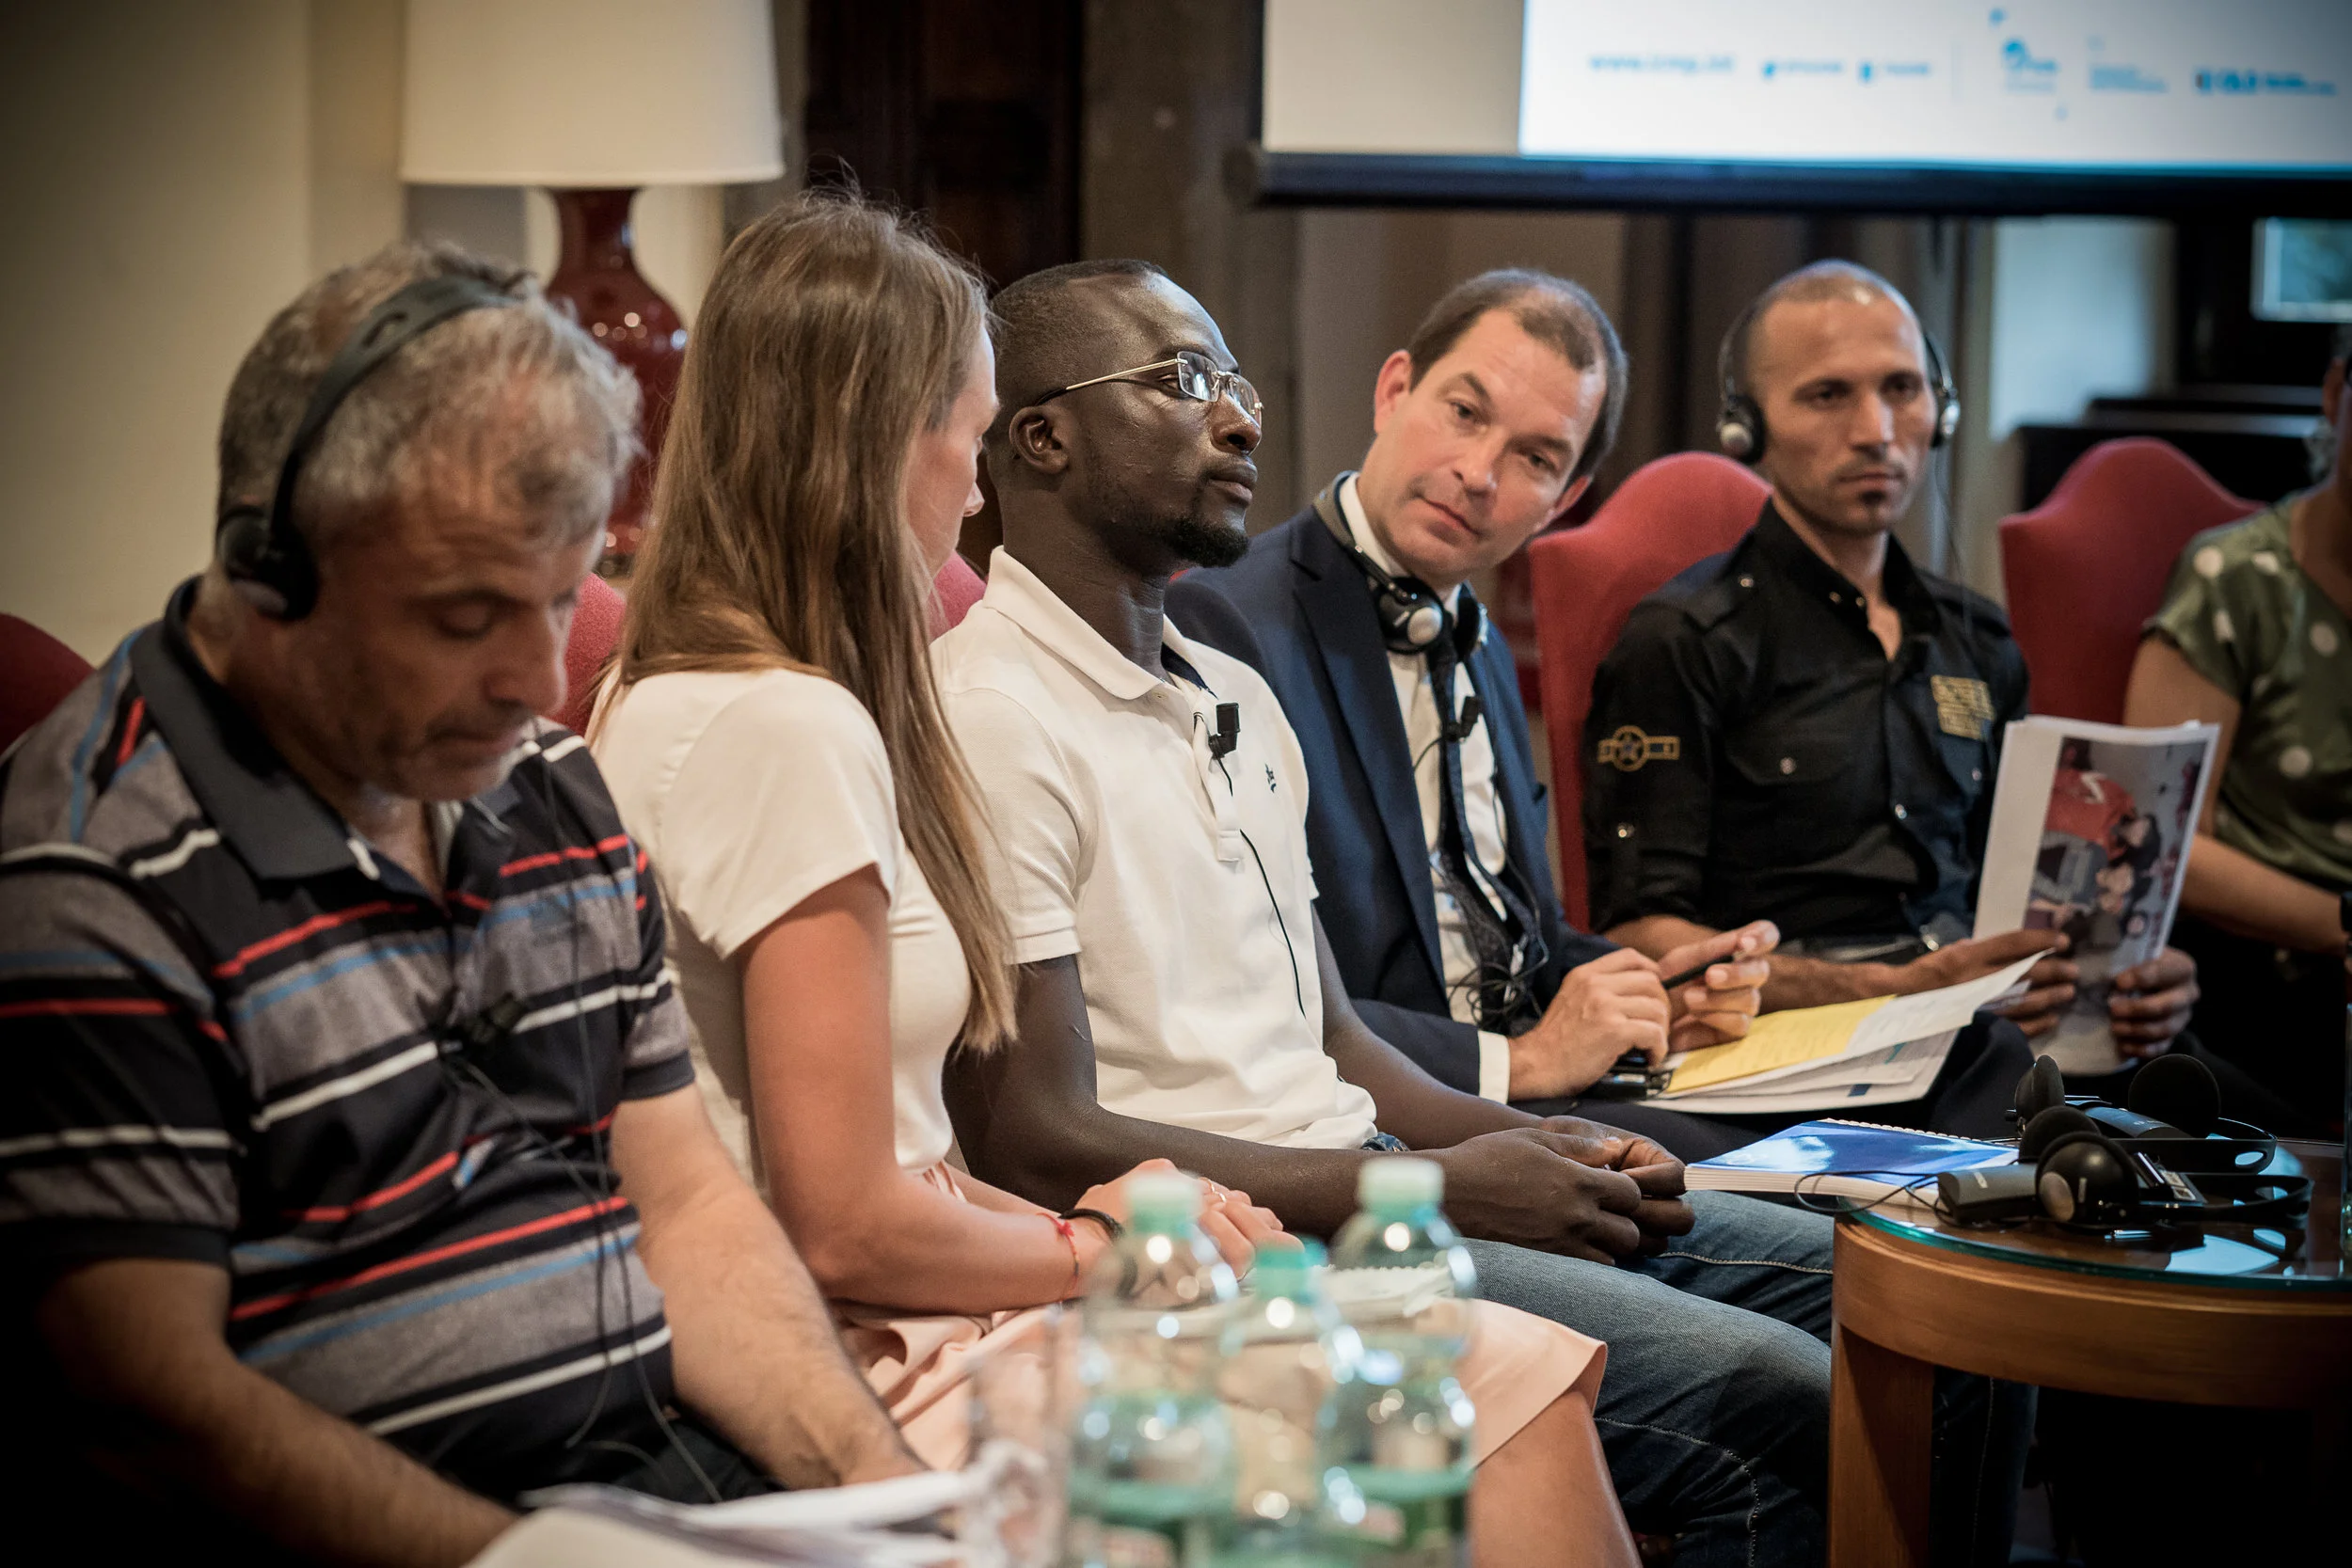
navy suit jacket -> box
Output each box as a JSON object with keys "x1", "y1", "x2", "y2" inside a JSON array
[{"x1": 1167, "y1": 501, "x2": 1615, "y2": 1094}]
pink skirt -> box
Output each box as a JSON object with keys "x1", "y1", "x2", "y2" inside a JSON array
[{"x1": 832, "y1": 1165, "x2": 1606, "y2": 1469}]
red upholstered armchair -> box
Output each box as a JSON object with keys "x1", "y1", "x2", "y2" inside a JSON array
[
  {"x1": 1529, "y1": 453, "x2": 1769, "y2": 928},
  {"x1": 928, "y1": 551, "x2": 987, "y2": 638},
  {"x1": 1998, "y1": 437, "x2": 2259, "y2": 725},
  {"x1": 1, "y1": 613, "x2": 95, "y2": 754},
  {"x1": 552, "y1": 572, "x2": 628, "y2": 736}
]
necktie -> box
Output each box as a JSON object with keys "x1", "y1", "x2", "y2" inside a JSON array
[{"x1": 1422, "y1": 612, "x2": 1546, "y2": 1033}]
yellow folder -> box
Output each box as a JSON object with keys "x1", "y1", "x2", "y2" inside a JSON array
[{"x1": 1666, "y1": 993, "x2": 1898, "y2": 1094}]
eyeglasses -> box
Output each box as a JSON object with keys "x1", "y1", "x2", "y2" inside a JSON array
[{"x1": 1034, "y1": 350, "x2": 1263, "y2": 423}]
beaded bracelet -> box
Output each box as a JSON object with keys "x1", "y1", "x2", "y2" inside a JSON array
[{"x1": 1062, "y1": 1206, "x2": 1124, "y2": 1241}]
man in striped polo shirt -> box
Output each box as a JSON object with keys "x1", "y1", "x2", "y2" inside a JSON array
[{"x1": 1, "y1": 245, "x2": 918, "y2": 1562}]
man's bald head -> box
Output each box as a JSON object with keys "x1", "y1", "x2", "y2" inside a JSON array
[
  {"x1": 1729, "y1": 261, "x2": 1943, "y2": 539},
  {"x1": 1731, "y1": 260, "x2": 1922, "y2": 395}
]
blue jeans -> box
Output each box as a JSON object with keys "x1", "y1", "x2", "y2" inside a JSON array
[{"x1": 1467, "y1": 1193, "x2": 2030, "y2": 1568}]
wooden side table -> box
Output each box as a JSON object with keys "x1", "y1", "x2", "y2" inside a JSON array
[{"x1": 1827, "y1": 1145, "x2": 2350, "y2": 1566}]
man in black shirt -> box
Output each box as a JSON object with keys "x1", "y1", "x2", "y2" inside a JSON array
[{"x1": 1586, "y1": 261, "x2": 2201, "y2": 1054}]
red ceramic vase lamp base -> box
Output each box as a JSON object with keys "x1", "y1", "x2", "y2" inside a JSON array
[{"x1": 544, "y1": 187, "x2": 683, "y2": 567}]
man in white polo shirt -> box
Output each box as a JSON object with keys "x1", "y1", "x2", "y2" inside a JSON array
[{"x1": 934, "y1": 260, "x2": 2033, "y2": 1567}]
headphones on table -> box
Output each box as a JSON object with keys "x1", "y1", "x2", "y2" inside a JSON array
[
  {"x1": 1956, "y1": 1053, "x2": 2312, "y2": 1231},
  {"x1": 215, "y1": 274, "x2": 516, "y2": 621},
  {"x1": 1311, "y1": 474, "x2": 1465, "y2": 655},
  {"x1": 1713, "y1": 293, "x2": 1962, "y2": 465},
  {"x1": 2008, "y1": 1053, "x2": 2280, "y2": 1175}
]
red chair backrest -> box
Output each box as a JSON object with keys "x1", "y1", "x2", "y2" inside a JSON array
[
  {"x1": 557, "y1": 555, "x2": 989, "y2": 735},
  {"x1": 0, "y1": 613, "x2": 95, "y2": 755},
  {"x1": 1529, "y1": 453, "x2": 1769, "y2": 928},
  {"x1": 929, "y1": 552, "x2": 987, "y2": 639},
  {"x1": 1998, "y1": 437, "x2": 2259, "y2": 725},
  {"x1": 552, "y1": 573, "x2": 628, "y2": 735}
]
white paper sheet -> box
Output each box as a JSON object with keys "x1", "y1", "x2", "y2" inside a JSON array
[{"x1": 500, "y1": 1452, "x2": 1006, "y2": 1566}]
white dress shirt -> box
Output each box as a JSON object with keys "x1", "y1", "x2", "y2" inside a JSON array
[{"x1": 1337, "y1": 476, "x2": 1519, "y2": 1101}]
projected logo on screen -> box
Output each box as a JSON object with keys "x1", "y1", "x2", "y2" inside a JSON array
[{"x1": 1518, "y1": 0, "x2": 2350, "y2": 172}]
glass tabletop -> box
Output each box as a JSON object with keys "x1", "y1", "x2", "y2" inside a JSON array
[{"x1": 1850, "y1": 1141, "x2": 2349, "y2": 1292}]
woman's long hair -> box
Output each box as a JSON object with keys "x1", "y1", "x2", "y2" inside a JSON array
[{"x1": 611, "y1": 194, "x2": 1011, "y2": 1049}]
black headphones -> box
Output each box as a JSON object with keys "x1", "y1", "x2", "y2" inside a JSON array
[
  {"x1": 2009, "y1": 1052, "x2": 2280, "y2": 1175},
  {"x1": 1713, "y1": 293, "x2": 1962, "y2": 465},
  {"x1": 215, "y1": 274, "x2": 516, "y2": 621},
  {"x1": 1992, "y1": 1053, "x2": 2310, "y2": 1230},
  {"x1": 2026, "y1": 1128, "x2": 2310, "y2": 1229},
  {"x1": 1311, "y1": 474, "x2": 1461, "y2": 654}
]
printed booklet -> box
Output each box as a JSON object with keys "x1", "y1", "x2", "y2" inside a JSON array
[
  {"x1": 1688, "y1": 1118, "x2": 2015, "y2": 1206},
  {"x1": 1972, "y1": 717, "x2": 2218, "y2": 1073}
]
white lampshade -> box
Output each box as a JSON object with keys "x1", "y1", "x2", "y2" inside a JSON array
[{"x1": 402, "y1": 0, "x2": 785, "y2": 187}]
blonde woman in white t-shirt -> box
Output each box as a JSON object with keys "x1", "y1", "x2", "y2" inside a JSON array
[
  {"x1": 590, "y1": 197, "x2": 1635, "y2": 1567},
  {"x1": 591, "y1": 196, "x2": 1275, "y2": 1466}
]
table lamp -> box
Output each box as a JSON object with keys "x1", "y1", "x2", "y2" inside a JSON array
[{"x1": 402, "y1": 0, "x2": 784, "y2": 563}]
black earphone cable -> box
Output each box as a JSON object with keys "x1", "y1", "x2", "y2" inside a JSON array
[
  {"x1": 518, "y1": 745, "x2": 721, "y2": 1503},
  {"x1": 1171, "y1": 667, "x2": 1317, "y2": 1029},
  {"x1": 1392, "y1": 615, "x2": 1550, "y2": 1029},
  {"x1": 1788, "y1": 1171, "x2": 1959, "y2": 1220},
  {"x1": 1210, "y1": 745, "x2": 1308, "y2": 1019}
]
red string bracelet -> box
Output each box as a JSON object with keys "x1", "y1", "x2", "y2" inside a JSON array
[{"x1": 1049, "y1": 1213, "x2": 1082, "y2": 1297}]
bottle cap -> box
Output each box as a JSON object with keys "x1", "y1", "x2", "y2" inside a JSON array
[
  {"x1": 1358, "y1": 1155, "x2": 1443, "y2": 1214},
  {"x1": 1248, "y1": 1239, "x2": 1324, "y2": 1297},
  {"x1": 1126, "y1": 1171, "x2": 1202, "y2": 1233}
]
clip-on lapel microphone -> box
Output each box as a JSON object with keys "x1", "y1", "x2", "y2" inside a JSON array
[{"x1": 1209, "y1": 702, "x2": 1241, "y2": 760}]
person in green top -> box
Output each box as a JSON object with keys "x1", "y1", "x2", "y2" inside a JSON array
[{"x1": 2125, "y1": 325, "x2": 2352, "y2": 1133}]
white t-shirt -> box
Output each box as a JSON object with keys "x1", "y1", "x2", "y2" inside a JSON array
[
  {"x1": 593, "y1": 669, "x2": 971, "y2": 1186},
  {"x1": 1340, "y1": 475, "x2": 1517, "y2": 1101},
  {"x1": 933, "y1": 550, "x2": 1380, "y2": 1151}
]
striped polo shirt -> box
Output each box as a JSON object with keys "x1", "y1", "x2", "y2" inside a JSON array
[{"x1": 0, "y1": 581, "x2": 697, "y2": 1499}]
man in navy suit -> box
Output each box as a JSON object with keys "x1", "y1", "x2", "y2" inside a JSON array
[
  {"x1": 1169, "y1": 268, "x2": 2039, "y2": 1152},
  {"x1": 1168, "y1": 270, "x2": 1778, "y2": 1156}
]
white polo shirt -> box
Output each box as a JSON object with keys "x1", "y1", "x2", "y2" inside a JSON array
[{"x1": 934, "y1": 549, "x2": 1381, "y2": 1150}]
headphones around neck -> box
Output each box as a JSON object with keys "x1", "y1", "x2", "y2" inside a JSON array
[
  {"x1": 1311, "y1": 474, "x2": 1470, "y2": 655},
  {"x1": 215, "y1": 274, "x2": 516, "y2": 621},
  {"x1": 1714, "y1": 293, "x2": 1962, "y2": 466}
]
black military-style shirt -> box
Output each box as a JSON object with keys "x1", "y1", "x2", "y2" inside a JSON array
[{"x1": 1582, "y1": 502, "x2": 2029, "y2": 947}]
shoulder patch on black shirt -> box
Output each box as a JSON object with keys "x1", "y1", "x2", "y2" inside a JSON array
[{"x1": 1597, "y1": 724, "x2": 1682, "y2": 771}]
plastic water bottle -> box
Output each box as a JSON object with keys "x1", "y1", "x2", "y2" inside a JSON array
[
  {"x1": 1322, "y1": 1158, "x2": 1478, "y2": 1567},
  {"x1": 1064, "y1": 1172, "x2": 1239, "y2": 1568},
  {"x1": 1215, "y1": 1242, "x2": 1358, "y2": 1567}
]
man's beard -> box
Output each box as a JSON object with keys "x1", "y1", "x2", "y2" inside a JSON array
[
  {"x1": 1089, "y1": 458, "x2": 1250, "y2": 571},
  {"x1": 1160, "y1": 502, "x2": 1249, "y2": 569},
  {"x1": 1105, "y1": 482, "x2": 1261, "y2": 573},
  {"x1": 1784, "y1": 481, "x2": 1909, "y2": 540}
]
